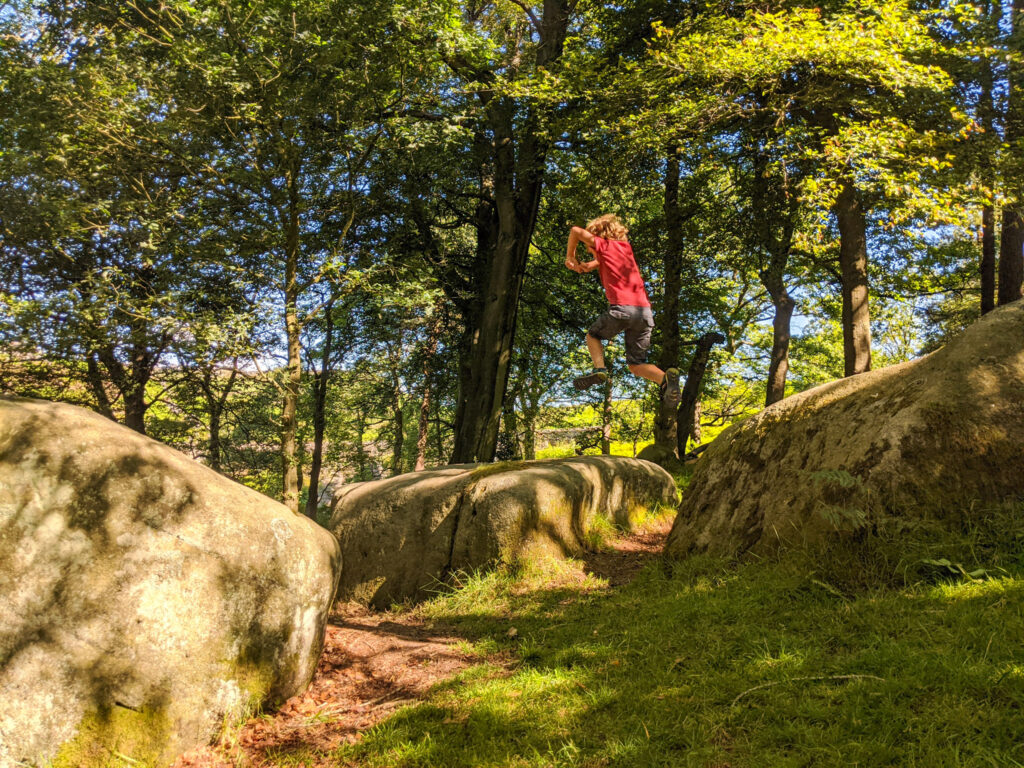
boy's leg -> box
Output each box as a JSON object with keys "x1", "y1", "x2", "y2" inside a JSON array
[
  {"x1": 627, "y1": 363, "x2": 663, "y2": 384},
  {"x1": 575, "y1": 309, "x2": 627, "y2": 391},
  {"x1": 574, "y1": 332, "x2": 609, "y2": 390},
  {"x1": 585, "y1": 332, "x2": 606, "y2": 369},
  {"x1": 624, "y1": 307, "x2": 679, "y2": 406}
]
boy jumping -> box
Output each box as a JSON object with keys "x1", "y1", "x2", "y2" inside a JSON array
[{"x1": 565, "y1": 214, "x2": 680, "y2": 408}]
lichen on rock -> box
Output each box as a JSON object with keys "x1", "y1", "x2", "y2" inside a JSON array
[
  {"x1": 327, "y1": 455, "x2": 677, "y2": 608},
  {"x1": 665, "y1": 301, "x2": 1024, "y2": 560},
  {"x1": 0, "y1": 397, "x2": 342, "y2": 767}
]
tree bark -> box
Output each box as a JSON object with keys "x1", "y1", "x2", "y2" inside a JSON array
[
  {"x1": 691, "y1": 400, "x2": 702, "y2": 446},
  {"x1": 676, "y1": 332, "x2": 726, "y2": 457},
  {"x1": 980, "y1": 35, "x2": 997, "y2": 314},
  {"x1": 601, "y1": 375, "x2": 612, "y2": 455},
  {"x1": 448, "y1": 1, "x2": 571, "y2": 464},
  {"x1": 763, "y1": 281, "x2": 795, "y2": 406},
  {"x1": 999, "y1": 0, "x2": 1024, "y2": 305},
  {"x1": 305, "y1": 300, "x2": 334, "y2": 519},
  {"x1": 834, "y1": 180, "x2": 872, "y2": 376},
  {"x1": 199, "y1": 362, "x2": 237, "y2": 475},
  {"x1": 355, "y1": 409, "x2": 368, "y2": 482},
  {"x1": 999, "y1": 209, "x2": 1024, "y2": 305},
  {"x1": 85, "y1": 353, "x2": 115, "y2": 420},
  {"x1": 982, "y1": 204, "x2": 997, "y2": 313},
  {"x1": 415, "y1": 373, "x2": 433, "y2": 472},
  {"x1": 281, "y1": 156, "x2": 303, "y2": 512},
  {"x1": 655, "y1": 146, "x2": 684, "y2": 448},
  {"x1": 751, "y1": 146, "x2": 796, "y2": 407},
  {"x1": 391, "y1": 378, "x2": 404, "y2": 476}
]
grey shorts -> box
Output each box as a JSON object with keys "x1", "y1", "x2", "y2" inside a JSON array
[{"x1": 588, "y1": 304, "x2": 654, "y2": 365}]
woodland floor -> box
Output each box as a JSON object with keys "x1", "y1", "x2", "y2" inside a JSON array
[{"x1": 172, "y1": 521, "x2": 671, "y2": 768}]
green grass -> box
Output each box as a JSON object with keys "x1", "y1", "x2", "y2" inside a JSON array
[{"x1": 323, "y1": 536, "x2": 1024, "y2": 768}]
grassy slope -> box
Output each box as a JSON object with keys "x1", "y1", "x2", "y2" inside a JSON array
[{"x1": 271, "y1": 509, "x2": 1024, "y2": 768}]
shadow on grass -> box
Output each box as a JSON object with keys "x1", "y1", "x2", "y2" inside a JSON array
[{"x1": 331, "y1": 553, "x2": 1024, "y2": 768}]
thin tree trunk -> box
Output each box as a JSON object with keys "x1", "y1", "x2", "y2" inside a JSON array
[
  {"x1": 521, "y1": 405, "x2": 537, "y2": 460},
  {"x1": 416, "y1": 315, "x2": 442, "y2": 471},
  {"x1": 835, "y1": 180, "x2": 872, "y2": 376},
  {"x1": 676, "y1": 332, "x2": 725, "y2": 457},
  {"x1": 764, "y1": 287, "x2": 795, "y2": 406},
  {"x1": 752, "y1": 146, "x2": 796, "y2": 407},
  {"x1": 415, "y1": 383, "x2": 432, "y2": 471},
  {"x1": 656, "y1": 146, "x2": 684, "y2": 449},
  {"x1": 199, "y1": 361, "x2": 237, "y2": 475},
  {"x1": 601, "y1": 376, "x2": 612, "y2": 455},
  {"x1": 982, "y1": 205, "x2": 997, "y2": 313},
  {"x1": 122, "y1": 344, "x2": 150, "y2": 435},
  {"x1": 305, "y1": 300, "x2": 334, "y2": 519},
  {"x1": 85, "y1": 353, "x2": 115, "y2": 420},
  {"x1": 355, "y1": 409, "x2": 368, "y2": 481},
  {"x1": 691, "y1": 400, "x2": 702, "y2": 446},
  {"x1": 281, "y1": 158, "x2": 303, "y2": 513},
  {"x1": 391, "y1": 373, "x2": 404, "y2": 476}
]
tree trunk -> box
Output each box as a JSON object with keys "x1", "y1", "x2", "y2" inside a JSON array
[
  {"x1": 601, "y1": 375, "x2": 612, "y2": 455},
  {"x1": 521, "y1": 408, "x2": 537, "y2": 461},
  {"x1": 85, "y1": 353, "x2": 115, "y2": 420},
  {"x1": 305, "y1": 300, "x2": 334, "y2": 519},
  {"x1": 450, "y1": 109, "x2": 528, "y2": 464},
  {"x1": 415, "y1": 384, "x2": 432, "y2": 471},
  {"x1": 1000, "y1": 209, "x2": 1024, "y2": 305},
  {"x1": 834, "y1": 180, "x2": 872, "y2": 376},
  {"x1": 982, "y1": 205, "x2": 997, "y2": 314},
  {"x1": 999, "y1": 0, "x2": 1024, "y2": 305},
  {"x1": 415, "y1": 313, "x2": 442, "y2": 471},
  {"x1": 449, "y1": 2, "x2": 570, "y2": 464},
  {"x1": 764, "y1": 287, "x2": 795, "y2": 406},
  {"x1": 655, "y1": 146, "x2": 684, "y2": 448},
  {"x1": 751, "y1": 142, "x2": 796, "y2": 406},
  {"x1": 676, "y1": 332, "x2": 725, "y2": 457},
  {"x1": 980, "y1": 36, "x2": 997, "y2": 315},
  {"x1": 391, "y1": 379, "x2": 404, "y2": 477},
  {"x1": 691, "y1": 400, "x2": 703, "y2": 446},
  {"x1": 355, "y1": 409, "x2": 368, "y2": 482},
  {"x1": 281, "y1": 158, "x2": 302, "y2": 513}
]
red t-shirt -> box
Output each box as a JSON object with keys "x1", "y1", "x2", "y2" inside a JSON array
[{"x1": 592, "y1": 236, "x2": 650, "y2": 307}]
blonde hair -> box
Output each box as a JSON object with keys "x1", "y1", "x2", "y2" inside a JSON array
[{"x1": 585, "y1": 214, "x2": 629, "y2": 240}]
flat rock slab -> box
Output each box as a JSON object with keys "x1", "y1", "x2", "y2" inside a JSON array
[
  {"x1": 665, "y1": 301, "x2": 1024, "y2": 559},
  {"x1": 327, "y1": 456, "x2": 677, "y2": 608},
  {"x1": 0, "y1": 398, "x2": 341, "y2": 767}
]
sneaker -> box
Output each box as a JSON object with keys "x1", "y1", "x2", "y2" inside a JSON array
[
  {"x1": 573, "y1": 369, "x2": 608, "y2": 391},
  {"x1": 661, "y1": 367, "x2": 681, "y2": 407}
]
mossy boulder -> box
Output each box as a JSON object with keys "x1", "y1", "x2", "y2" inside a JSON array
[
  {"x1": 665, "y1": 301, "x2": 1024, "y2": 560},
  {"x1": 0, "y1": 397, "x2": 342, "y2": 767},
  {"x1": 327, "y1": 456, "x2": 677, "y2": 608}
]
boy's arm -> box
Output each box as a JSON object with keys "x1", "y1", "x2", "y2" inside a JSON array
[{"x1": 565, "y1": 226, "x2": 598, "y2": 272}]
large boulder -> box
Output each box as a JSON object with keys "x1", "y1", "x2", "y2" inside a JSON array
[
  {"x1": 328, "y1": 456, "x2": 677, "y2": 608},
  {"x1": 665, "y1": 301, "x2": 1024, "y2": 559},
  {"x1": 0, "y1": 398, "x2": 341, "y2": 767}
]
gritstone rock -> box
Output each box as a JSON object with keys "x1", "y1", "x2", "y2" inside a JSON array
[
  {"x1": 665, "y1": 301, "x2": 1024, "y2": 559},
  {"x1": 0, "y1": 397, "x2": 342, "y2": 767},
  {"x1": 328, "y1": 456, "x2": 677, "y2": 608}
]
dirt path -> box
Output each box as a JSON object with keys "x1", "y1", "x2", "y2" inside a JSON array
[{"x1": 173, "y1": 522, "x2": 670, "y2": 767}]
